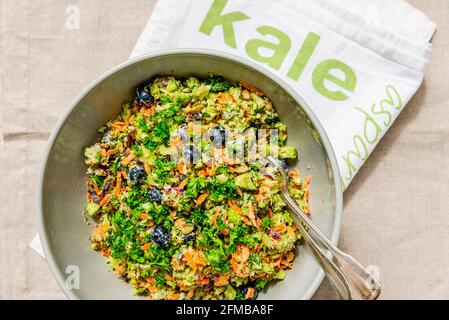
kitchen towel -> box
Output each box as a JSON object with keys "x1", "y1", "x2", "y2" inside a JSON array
[
  {"x1": 31, "y1": 0, "x2": 436, "y2": 257},
  {"x1": 131, "y1": 0, "x2": 435, "y2": 187}
]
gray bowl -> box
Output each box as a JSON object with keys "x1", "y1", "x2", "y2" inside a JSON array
[{"x1": 36, "y1": 49, "x2": 343, "y2": 300}]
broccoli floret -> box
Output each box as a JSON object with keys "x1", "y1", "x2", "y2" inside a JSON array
[
  {"x1": 86, "y1": 202, "x2": 101, "y2": 217},
  {"x1": 234, "y1": 172, "x2": 256, "y2": 191},
  {"x1": 279, "y1": 146, "x2": 298, "y2": 159},
  {"x1": 84, "y1": 143, "x2": 101, "y2": 165}
]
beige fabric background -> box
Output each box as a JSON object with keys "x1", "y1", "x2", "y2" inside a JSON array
[{"x1": 0, "y1": 0, "x2": 448, "y2": 300}]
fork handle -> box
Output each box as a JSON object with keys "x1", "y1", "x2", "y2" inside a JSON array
[
  {"x1": 289, "y1": 211, "x2": 353, "y2": 300},
  {"x1": 283, "y1": 191, "x2": 381, "y2": 300}
]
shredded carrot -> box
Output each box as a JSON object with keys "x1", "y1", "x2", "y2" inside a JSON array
[
  {"x1": 227, "y1": 200, "x2": 241, "y2": 213},
  {"x1": 148, "y1": 105, "x2": 156, "y2": 116},
  {"x1": 175, "y1": 218, "x2": 187, "y2": 228},
  {"x1": 191, "y1": 123, "x2": 203, "y2": 134},
  {"x1": 212, "y1": 208, "x2": 219, "y2": 226},
  {"x1": 146, "y1": 285, "x2": 157, "y2": 294},
  {"x1": 196, "y1": 274, "x2": 210, "y2": 285},
  {"x1": 248, "y1": 202, "x2": 258, "y2": 228},
  {"x1": 107, "y1": 146, "x2": 119, "y2": 156},
  {"x1": 111, "y1": 121, "x2": 129, "y2": 131},
  {"x1": 93, "y1": 224, "x2": 110, "y2": 236},
  {"x1": 168, "y1": 293, "x2": 180, "y2": 300},
  {"x1": 187, "y1": 289, "x2": 195, "y2": 298},
  {"x1": 115, "y1": 172, "x2": 122, "y2": 196},
  {"x1": 176, "y1": 280, "x2": 186, "y2": 291},
  {"x1": 185, "y1": 104, "x2": 204, "y2": 114},
  {"x1": 196, "y1": 193, "x2": 209, "y2": 206},
  {"x1": 274, "y1": 224, "x2": 287, "y2": 234},
  {"x1": 239, "y1": 81, "x2": 264, "y2": 96},
  {"x1": 303, "y1": 175, "x2": 311, "y2": 188},
  {"x1": 111, "y1": 121, "x2": 128, "y2": 126},
  {"x1": 236, "y1": 188, "x2": 243, "y2": 197},
  {"x1": 170, "y1": 135, "x2": 182, "y2": 147},
  {"x1": 141, "y1": 243, "x2": 151, "y2": 251},
  {"x1": 139, "y1": 213, "x2": 148, "y2": 220},
  {"x1": 116, "y1": 265, "x2": 125, "y2": 274},
  {"x1": 164, "y1": 275, "x2": 174, "y2": 282},
  {"x1": 183, "y1": 247, "x2": 206, "y2": 272},
  {"x1": 261, "y1": 181, "x2": 272, "y2": 187},
  {"x1": 288, "y1": 170, "x2": 300, "y2": 178},
  {"x1": 240, "y1": 215, "x2": 251, "y2": 226},
  {"x1": 101, "y1": 247, "x2": 111, "y2": 257},
  {"x1": 177, "y1": 161, "x2": 186, "y2": 174},
  {"x1": 287, "y1": 226, "x2": 296, "y2": 237},
  {"x1": 214, "y1": 274, "x2": 230, "y2": 286},
  {"x1": 231, "y1": 245, "x2": 250, "y2": 276},
  {"x1": 179, "y1": 179, "x2": 188, "y2": 189},
  {"x1": 240, "y1": 104, "x2": 250, "y2": 112},
  {"x1": 89, "y1": 178, "x2": 101, "y2": 197},
  {"x1": 121, "y1": 153, "x2": 136, "y2": 166},
  {"x1": 100, "y1": 194, "x2": 112, "y2": 206},
  {"x1": 273, "y1": 256, "x2": 282, "y2": 267}
]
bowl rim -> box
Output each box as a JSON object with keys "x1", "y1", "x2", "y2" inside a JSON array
[{"x1": 36, "y1": 48, "x2": 343, "y2": 300}]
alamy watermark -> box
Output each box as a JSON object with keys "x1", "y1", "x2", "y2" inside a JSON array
[
  {"x1": 65, "y1": 5, "x2": 80, "y2": 30},
  {"x1": 65, "y1": 265, "x2": 80, "y2": 290},
  {"x1": 164, "y1": 121, "x2": 281, "y2": 167}
]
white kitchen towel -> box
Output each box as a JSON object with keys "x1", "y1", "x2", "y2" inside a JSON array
[
  {"x1": 31, "y1": 0, "x2": 436, "y2": 258},
  {"x1": 132, "y1": 0, "x2": 435, "y2": 187}
]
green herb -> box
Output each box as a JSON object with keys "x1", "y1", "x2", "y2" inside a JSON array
[
  {"x1": 108, "y1": 210, "x2": 145, "y2": 263},
  {"x1": 131, "y1": 144, "x2": 143, "y2": 157},
  {"x1": 136, "y1": 118, "x2": 148, "y2": 133},
  {"x1": 208, "y1": 77, "x2": 230, "y2": 92},
  {"x1": 153, "y1": 273, "x2": 166, "y2": 287},
  {"x1": 191, "y1": 208, "x2": 207, "y2": 226},
  {"x1": 262, "y1": 217, "x2": 271, "y2": 231},
  {"x1": 209, "y1": 178, "x2": 237, "y2": 202},
  {"x1": 255, "y1": 279, "x2": 270, "y2": 290},
  {"x1": 185, "y1": 176, "x2": 208, "y2": 199},
  {"x1": 144, "y1": 119, "x2": 170, "y2": 150},
  {"x1": 110, "y1": 156, "x2": 122, "y2": 173},
  {"x1": 153, "y1": 158, "x2": 175, "y2": 184},
  {"x1": 124, "y1": 186, "x2": 146, "y2": 210},
  {"x1": 91, "y1": 175, "x2": 105, "y2": 187}
]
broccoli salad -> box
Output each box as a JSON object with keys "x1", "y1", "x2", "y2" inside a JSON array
[{"x1": 84, "y1": 76, "x2": 311, "y2": 300}]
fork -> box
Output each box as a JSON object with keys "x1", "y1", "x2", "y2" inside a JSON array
[{"x1": 264, "y1": 156, "x2": 381, "y2": 300}]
